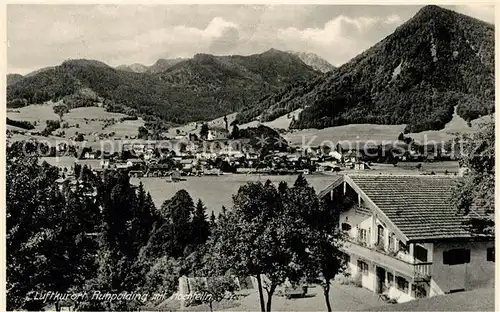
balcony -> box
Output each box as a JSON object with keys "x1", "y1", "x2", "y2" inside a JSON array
[
  {"x1": 342, "y1": 238, "x2": 432, "y2": 281},
  {"x1": 414, "y1": 262, "x2": 432, "y2": 281}
]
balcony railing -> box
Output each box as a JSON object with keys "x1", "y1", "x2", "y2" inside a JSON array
[
  {"x1": 375, "y1": 241, "x2": 386, "y2": 253},
  {"x1": 414, "y1": 262, "x2": 432, "y2": 281},
  {"x1": 344, "y1": 235, "x2": 433, "y2": 280},
  {"x1": 356, "y1": 236, "x2": 369, "y2": 247}
]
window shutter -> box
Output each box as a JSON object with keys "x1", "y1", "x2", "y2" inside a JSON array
[
  {"x1": 487, "y1": 248, "x2": 495, "y2": 262},
  {"x1": 465, "y1": 249, "x2": 471, "y2": 263},
  {"x1": 443, "y1": 251, "x2": 450, "y2": 264}
]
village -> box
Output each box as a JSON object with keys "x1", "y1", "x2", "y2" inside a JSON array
[
  {"x1": 17, "y1": 122, "x2": 463, "y2": 185},
  {"x1": 5, "y1": 4, "x2": 495, "y2": 312}
]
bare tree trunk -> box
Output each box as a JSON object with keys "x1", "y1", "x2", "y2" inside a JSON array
[
  {"x1": 323, "y1": 280, "x2": 332, "y2": 312},
  {"x1": 256, "y1": 274, "x2": 266, "y2": 312},
  {"x1": 209, "y1": 301, "x2": 213, "y2": 312},
  {"x1": 265, "y1": 284, "x2": 277, "y2": 312}
]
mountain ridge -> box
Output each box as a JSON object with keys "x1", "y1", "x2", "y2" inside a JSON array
[
  {"x1": 7, "y1": 49, "x2": 319, "y2": 125},
  {"x1": 286, "y1": 51, "x2": 336, "y2": 73},
  {"x1": 236, "y1": 5, "x2": 494, "y2": 133}
]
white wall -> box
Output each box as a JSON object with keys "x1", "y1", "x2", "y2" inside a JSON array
[
  {"x1": 431, "y1": 240, "x2": 494, "y2": 294},
  {"x1": 339, "y1": 207, "x2": 372, "y2": 244},
  {"x1": 346, "y1": 254, "x2": 376, "y2": 292}
]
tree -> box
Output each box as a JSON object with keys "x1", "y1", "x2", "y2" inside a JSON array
[
  {"x1": 189, "y1": 276, "x2": 238, "y2": 312},
  {"x1": 224, "y1": 115, "x2": 228, "y2": 131},
  {"x1": 130, "y1": 182, "x2": 155, "y2": 253},
  {"x1": 6, "y1": 142, "x2": 98, "y2": 310},
  {"x1": 141, "y1": 256, "x2": 182, "y2": 309},
  {"x1": 138, "y1": 126, "x2": 149, "y2": 140},
  {"x1": 209, "y1": 211, "x2": 216, "y2": 229},
  {"x1": 200, "y1": 123, "x2": 209, "y2": 140},
  {"x1": 300, "y1": 195, "x2": 346, "y2": 312},
  {"x1": 230, "y1": 124, "x2": 240, "y2": 139},
  {"x1": 192, "y1": 199, "x2": 210, "y2": 246},
  {"x1": 75, "y1": 133, "x2": 85, "y2": 142},
  {"x1": 145, "y1": 190, "x2": 195, "y2": 258},
  {"x1": 53, "y1": 104, "x2": 69, "y2": 121},
  {"x1": 209, "y1": 180, "x2": 314, "y2": 312},
  {"x1": 451, "y1": 119, "x2": 495, "y2": 235}
]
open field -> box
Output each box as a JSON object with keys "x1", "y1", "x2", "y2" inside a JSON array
[
  {"x1": 261, "y1": 108, "x2": 303, "y2": 129},
  {"x1": 284, "y1": 124, "x2": 406, "y2": 147},
  {"x1": 407, "y1": 109, "x2": 492, "y2": 142},
  {"x1": 130, "y1": 163, "x2": 459, "y2": 214},
  {"x1": 131, "y1": 174, "x2": 337, "y2": 214},
  {"x1": 167, "y1": 108, "x2": 301, "y2": 137},
  {"x1": 283, "y1": 107, "x2": 492, "y2": 147},
  {"x1": 8, "y1": 103, "x2": 144, "y2": 145},
  {"x1": 167, "y1": 113, "x2": 239, "y2": 137},
  {"x1": 370, "y1": 161, "x2": 460, "y2": 174}
]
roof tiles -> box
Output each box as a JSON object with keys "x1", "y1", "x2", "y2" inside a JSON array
[{"x1": 348, "y1": 175, "x2": 486, "y2": 241}]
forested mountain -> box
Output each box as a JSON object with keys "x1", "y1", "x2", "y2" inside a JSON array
[
  {"x1": 116, "y1": 63, "x2": 148, "y2": 73},
  {"x1": 7, "y1": 50, "x2": 319, "y2": 124},
  {"x1": 287, "y1": 51, "x2": 337, "y2": 73},
  {"x1": 7, "y1": 74, "x2": 23, "y2": 86},
  {"x1": 147, "y1": 58, "x2": 186, "y2": 73},
  {"x1": 237, "y1": 5, "x2": 494, "y2": 133},
  {"x1": 116, "y1": 58, "x2": 185, "y2": 73}
]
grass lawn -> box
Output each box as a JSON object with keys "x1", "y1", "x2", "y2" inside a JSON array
[
  {"x1": 227, "y1": 281, "x2": 387, "y2": 311},
  {"x1": 365, "y1": 288, "x2": 494, "y2": 311}
]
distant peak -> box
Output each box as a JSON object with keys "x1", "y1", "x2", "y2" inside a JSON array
[
  {"x1": 418, "y1": 4, "x2": 444, "y2": 13},
  {"x1": 62, "y1": 59, "x2": 110, "y2": 68},
  {"x1": 413, "y1": 5, "x2": 455, "y2": 20},
  {"x1": 264, "y1": 48, "x2": 284, "y2": 54}
]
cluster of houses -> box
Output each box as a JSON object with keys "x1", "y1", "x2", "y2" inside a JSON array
[
  {"x1": 63, "y1": 142, "x2": 377, "y2": 178},
  {"x1": 45, "y1": 134, "x2": 463, "y2": 181}
]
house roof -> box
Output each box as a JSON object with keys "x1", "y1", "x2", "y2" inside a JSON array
[
  {"x1": 347, "y1": 175, "x2": 486, "y2": 242},
  {"x1": 127, "y1": 159, "x2": 144, "y2": 163}
]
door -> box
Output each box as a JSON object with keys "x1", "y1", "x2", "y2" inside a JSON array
[
  {"x1": 377, "y1": 225, "x2": 385, "y2": 246},
  {"x1": 376, "y1": 266, "x2": 386, "y2": 293}
]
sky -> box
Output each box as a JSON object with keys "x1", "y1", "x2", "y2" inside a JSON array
[{"x1": 7, "y1": 4, "x2": 495, "y2": 75}]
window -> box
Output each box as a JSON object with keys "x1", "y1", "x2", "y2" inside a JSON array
[
  {"x1": 396, "y1": 276, "x2": 409, "y2": 293},
  {"x1": 388, "y1": 233, "x2": 395, "y2": 252},
  {"x1": 443, "y1": 249, "x2": 471, "y2": 265},
  {"x1": 399, "y1": 241, "x2": 409, "y2": 253},
  {"x1": 377, "y1": 225, "x2": 385, "y2": 245},
  {"x1": 387, "y1": 272, "x2": 394, "y2": 287},
  {"x1": 357, "y1": 228, "x2": 367, "y2": 245},
  {"x1": 412, "y1": 283, "x2": 427, "y2": 298},
  {"x1": 357, "y1": 260, "x2": 369, "y2": 275},
  {"x1": 487, "y1": 247, "x2": 495, "y2": 262},
  {"x1": 414, "y1": 245, "x2": 428, "y2": 262},
  {"x1": 341, "y1": 223, "x2": 352, "y2": 231}
]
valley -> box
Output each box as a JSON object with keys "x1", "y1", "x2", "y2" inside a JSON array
[{"x1": 6, "y1": 4, "x2": 495, "y2": 312}]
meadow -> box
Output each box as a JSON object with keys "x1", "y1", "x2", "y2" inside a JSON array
[
  {"x1": 280, "y1": 107, "x2": 489, "y2": 147},
  {"x1": 131, "y1": 174, "x2": 337, "y2": 214},
  {"x1": 7, "y1": 103, "x2": 145, "y2": 151}
]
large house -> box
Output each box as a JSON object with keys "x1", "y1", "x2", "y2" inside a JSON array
[{"x1": 319, "y1": 175, "x2": 494, "y2": 303}]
